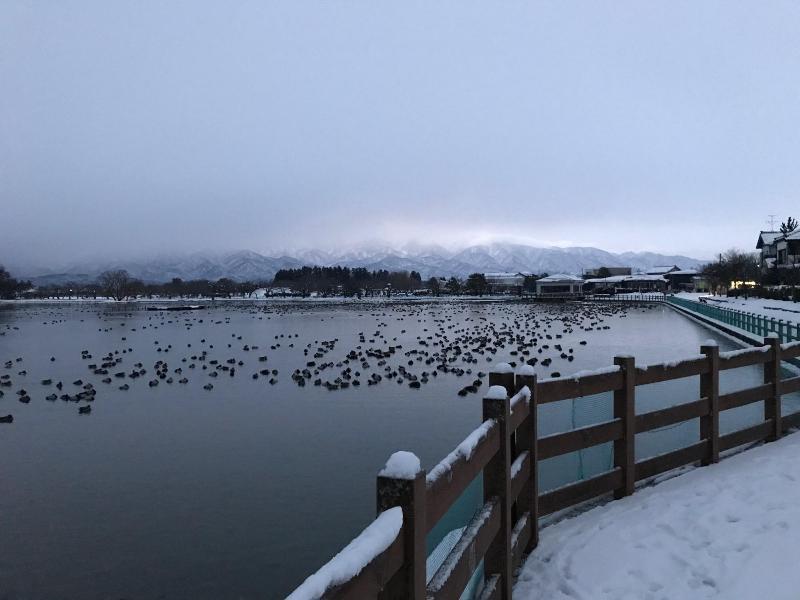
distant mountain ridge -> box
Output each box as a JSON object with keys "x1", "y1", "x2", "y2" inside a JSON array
[{"x1": 16, "y1": 244, "x2": 707, "y2": 285}]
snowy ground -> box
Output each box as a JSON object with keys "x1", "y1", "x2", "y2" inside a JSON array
[
  {"x1": 514, "y1": 433, "x2": 800, "y2": 600},
  {"x1": 675, "y1": 292, "x2": 800, "y2": 322}
]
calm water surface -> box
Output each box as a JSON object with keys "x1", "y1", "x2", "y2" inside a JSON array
[{"x1": 0, "y1": 299, "x2": 796, "y2": 599}]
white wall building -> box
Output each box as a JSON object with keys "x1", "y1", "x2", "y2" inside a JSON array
[{"x1": 535, "y1": 274, "x2": 583, "y2": 295}]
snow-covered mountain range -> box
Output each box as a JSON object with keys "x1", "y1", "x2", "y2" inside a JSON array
[{"x1": 15, "y1": 243, "x2": 708, "y2": 285}]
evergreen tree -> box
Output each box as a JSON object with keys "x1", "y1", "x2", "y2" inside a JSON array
[{"x1": 780, "y1": 216, "x2": 798, "y2": 235}]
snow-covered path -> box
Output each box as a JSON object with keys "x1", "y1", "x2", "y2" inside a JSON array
[{"x1": 514, "y1": 434, "x2": 800, "y2": 600}]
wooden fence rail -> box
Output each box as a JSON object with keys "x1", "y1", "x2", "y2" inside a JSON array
[{"x1": 290, "y1": 337, "x2": 800, "y2": 600}]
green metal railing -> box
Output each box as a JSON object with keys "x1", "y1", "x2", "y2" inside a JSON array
[{"x1": 667, "y1": 296, "x2": 800, "y2": 343}]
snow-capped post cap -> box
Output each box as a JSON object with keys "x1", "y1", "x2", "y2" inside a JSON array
[
  {"x1": 702, "y1": 339, "x2": 718, "y2": 347},
  {"x1": 518, "y1": 364, "x2": 536, "y2": 377},
  {"x1": 379, "y1": 451, "x2": 422, "y2": 480},
  {"x1": 493, "y1": 362, "x2": 513, "y2": 374},
  {"x1": 767, "y1": 332, "x2": 780, "y2": 339},
  {"x1": 486, "y1": 385, "x2": 508, "y2": 400}
]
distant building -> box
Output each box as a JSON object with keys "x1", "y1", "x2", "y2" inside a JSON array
[
  {"x1": 535, "y1": 274, "x2": 583, "y2": 295},
  {"x1": 583, "y1": 274, "x2": 667, "y2": 293},
  {"x1": 484, "y1": 272, "x2": 525, "y2": 294},
  {"x1": 664, "y1": 269, "x2": 700, "y2": 291},
  {"x1": 645, "y1": 265, "x2": 681, "y2": 276},
  {"x1": 584, "y1": 266, "x2": 632, "y2": 278},
  {"x1": 775, "y1": 230, "x2": 800, "y2": 269},
  {"x1": 756, "y1": 231, "x2": 782, "y2": 270},
  {"x1": 692, "y1": 275, "x2": 711, "y2": 293}
]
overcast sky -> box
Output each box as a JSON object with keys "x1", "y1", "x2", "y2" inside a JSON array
[{"x1": 3, "y1": 1, "x2": 800, "y2": 268}]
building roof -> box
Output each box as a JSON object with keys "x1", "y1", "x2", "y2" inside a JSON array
[
  {"x1": 665, "y1": 269, "x2": 699, "y2": 276},
  {"x1": 757, "y1": 231, "x2": 783, "y2": 248},
  {"x1": 484, "y1": 272, "x2": 524, "y2": 278},
  {"x1": 537, "y1": 274, "x2": 583, "y2": 282},
  {"x1": 585, "y1": 274, "x2": 667, "y2": 284},
  {"x1": 645, "y1": 265, "x2": 680, "y2": 275}
]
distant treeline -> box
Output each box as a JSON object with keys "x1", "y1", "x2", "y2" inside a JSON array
[
  {"x1": 19, "y1": 272, "x2": 266, "y2": 301},
  {"x1": 0, "y1": 265, "x2": 32, "y2": 299},
  {"x1": 3, "y1": 264, "x2": 507, "y2": 300},
  {"x1": 273, "y1": 266, "x2": 425, "y2": 295}
]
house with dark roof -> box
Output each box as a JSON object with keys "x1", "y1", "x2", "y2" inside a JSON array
[
  {"x1": 756, "y1": 231, "x2": 782, "y2": 270},
  {"x1": 775, "y1": 230, "x2": 800, "y2": 269}
]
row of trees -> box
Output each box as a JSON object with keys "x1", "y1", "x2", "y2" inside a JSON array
[
  {"x1": 0, "y1": 265, "x2": 32, "y2": 299},
  {"x1": 273, "y1": 266, "x2": 424, "y2": 296},
  {"x1": 27, "y1": 271, "x2": 266, "y2": 301},
  {"x1": 13, "y1": 268, "x2": 502, "y2": 301},
  {"x1": 272, "y1": 267, "x2": 497, "y2": 297},
  {"x1": 701, "y1": 250, "x2": 760, "y2": 293}
]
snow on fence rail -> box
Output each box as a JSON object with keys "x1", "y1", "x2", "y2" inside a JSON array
[
  {"x1": 668, "y1": 295, "x2": 800, "y2": 343},
  {"x1": 289, "y1": 338, "x2": 800, "y2": 600}
]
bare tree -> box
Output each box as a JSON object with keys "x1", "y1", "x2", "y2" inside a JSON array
[{"x1": 99, "y1": 269, "x2": 133, "y2": 301}]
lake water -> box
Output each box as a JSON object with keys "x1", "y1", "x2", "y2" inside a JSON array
[{"x1": 1, "y1": 299, "x2": 797, "y2": 599}]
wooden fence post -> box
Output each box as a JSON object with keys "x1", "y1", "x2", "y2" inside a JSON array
[
  {"x1": 764, "y1": 336, "x2": 782, "y2": 442},
  {"x1": 377, "y1": 468, "x2": 426, "y2": 599},
  {"x1": 700, "y1": 344, "x2": 720, "y2": 465},
  {"x1": 483, "y1": 377, "x2": 512, "y2": 600},
  {"x1": 515, "y1": 371, "x2": 538, "y2": 552},
  {"x1": 613, "y1": 355, "x2": 635, "y2": 499}
]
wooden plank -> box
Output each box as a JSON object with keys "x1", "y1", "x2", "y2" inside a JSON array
[
  {"x1": 719, "y1": 421, "x2": 773, "y2": 452},
  {"x1": 782, "y1": 411, "x2": 800, "y2": 431},
  {"x1": 614, "y1": 356, "x2": 635, "y2": 499},
  {"x1": 537, "y1": 370, "x2": 623, "y2": 403},
  {"x1": 482, "y1": 394, "x2": 512, "y2": 600},
  {"x1": 635, "y1": 399, "x2": 708, "y2": 434},
  {"x1": 514, "y1": 372, "x2": 538, "y2": 553},
  {"x1": 764, "y1": 338, "x2": 782, "y2": 442},
  {"x1": 510, "y1": 512, "x2": 531, "y2": 571},
  {"x1": 425, "y1": 422, "x2": 500, "y2": 532},
  {"x1": 476, "y1": 575, "x2": 501, "y2": 600},
  {"x1": 539, "y1": 469, "x2": 622, "y2": 516},
  {"x1": 509, "y1": 390, "x2": 530, "y2": 433},
  {"x1": 719, "y1": 348, "x2": 772, "y2": 370},
  {"x1": 635, "y1": 442, "x2": 707, "y2": 481},
  {"x1": 323, "y1": 527, "x2": 405, "y2": 599},
  {"x1": 426, "y1": 499, "x2": 500, "y2": 600},
  {"x1": 782, "y1": 376, "x2": 800, "y2": 395},
  {"x1": 538, "y1": 419, "x2": 622, "y2": 460},
  {"x1": 510, "y1": 450, "x2": 530, "y2": 503},
  {"x1": 719, "y1": 384, "x2": 772, "y2": 411},
  {"x1": 700, "y1": 344, "x2": 720, "y2": 466},
  {"x1": 376, "y1": 472, "x2": 426, "y2": 599},
  {"x1": 635, "y1": 356, "x2": 707, "y2": 385},
  {"x1": 781, "y1": 341, "x2": 800, "y2": 359}
]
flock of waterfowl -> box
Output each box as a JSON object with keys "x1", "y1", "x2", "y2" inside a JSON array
[{"x1": 0, "y1": 299, "x2": 658, "y2": 424}]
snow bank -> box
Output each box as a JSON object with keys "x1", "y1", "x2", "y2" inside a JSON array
[
  {"x1": 379, "y1": 451, "x2": 421, "y2": 480},
  {"x1": 427, "y1": 420, "x2": 496, "y2": 485},
  {"x1": 288, "y1": 507, "x2": 403, "y2": 600},
  {"x1": 515, "y1": 433, "x2": 800, "y2": 600}
]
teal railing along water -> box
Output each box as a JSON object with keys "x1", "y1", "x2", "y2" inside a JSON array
[{"x1": 667, "y1": 295, "x2": 800, "y2": 343}]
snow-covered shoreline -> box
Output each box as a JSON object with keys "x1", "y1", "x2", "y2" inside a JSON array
[{"x1": 515, "y1": 431, "x2": 800, "y2": 600}]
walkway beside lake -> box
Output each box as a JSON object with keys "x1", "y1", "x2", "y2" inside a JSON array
[{"x1": 514, "y1": 431, "x2": 800, "y2": 600}]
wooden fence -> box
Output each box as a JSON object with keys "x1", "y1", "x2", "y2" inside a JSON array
[{"x1": 290, "y1": 337, "x2": 800, "y2": 600}]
